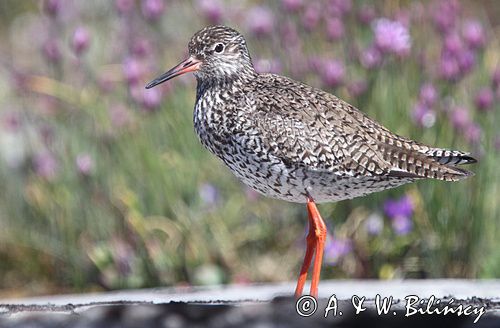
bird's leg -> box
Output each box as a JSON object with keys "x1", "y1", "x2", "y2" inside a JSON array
[
  {"x1": 294, "y1": 205, "x2": 316, "y2": 298},
  {"x1": 294, "y1": 196, "x2": 327, "y2": 299}
]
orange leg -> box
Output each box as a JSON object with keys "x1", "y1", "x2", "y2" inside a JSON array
[{"x1": 294, "y1": 196, "x2": 327, "y2": 299}]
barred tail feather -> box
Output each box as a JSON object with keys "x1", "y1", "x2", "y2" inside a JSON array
[{"x1": 425, "y1": 148, "x2": 477, "y2": 166}]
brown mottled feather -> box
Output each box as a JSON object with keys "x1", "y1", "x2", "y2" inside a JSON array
[{"x1": 243, "y1": 74, "x2": 474, "y2": 182}]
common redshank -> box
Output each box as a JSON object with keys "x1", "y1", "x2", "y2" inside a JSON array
[{"x1": 145, "y1": 26, "x2": 476, "y2": 298}]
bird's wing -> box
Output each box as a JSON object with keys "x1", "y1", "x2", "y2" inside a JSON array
[{"x1": 238, "y1": 74, "x2": 472, "y2": 181}]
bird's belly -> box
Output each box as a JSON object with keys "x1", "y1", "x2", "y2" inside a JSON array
[
  {"x1": 217, "y1": 148, "x2": 413, "y2": 204},
  {"x1": 194, "y1": 112, "x2": 412, "y2": 204}
]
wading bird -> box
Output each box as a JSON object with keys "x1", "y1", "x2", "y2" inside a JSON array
[{"x1": 146, "y1": 26, "x2": 476, "y2": 298}]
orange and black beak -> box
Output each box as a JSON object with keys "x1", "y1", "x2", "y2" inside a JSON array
[{"x1": 145, "y1": 56, "x2": 202, "y2": 89}]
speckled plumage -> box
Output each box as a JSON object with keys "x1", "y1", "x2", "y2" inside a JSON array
[
  {"x1": 146, "y1": 25, "x2": 477, "y2": 297},
  {"x1": 184, "y1": 26, "x2": 476, "y2": 203}
]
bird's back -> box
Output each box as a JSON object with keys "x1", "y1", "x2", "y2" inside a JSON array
[{"x1": 239, "y1": 73, "x2": 475, "y2": 182}]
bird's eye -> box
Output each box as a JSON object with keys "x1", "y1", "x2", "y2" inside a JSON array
[{"x1": 214, "y1": 43, "x2": 224, "y2": 53}]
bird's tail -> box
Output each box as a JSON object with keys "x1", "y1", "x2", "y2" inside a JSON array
[
  {"x1": 424, "y1": 148, "x2": 477, "y2": 166},
  {"x1": 384, "y1": 144, "x2": 477, "y2": 182}
]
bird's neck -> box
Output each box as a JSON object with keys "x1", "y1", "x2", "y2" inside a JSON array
[{"x1": 196, "y1": 69, "x2": 258, "y2": 97}]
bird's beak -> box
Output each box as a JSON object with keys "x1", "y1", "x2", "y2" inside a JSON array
[{"x1": 145, "y1": 56, "x2": 202, "y2": 89}]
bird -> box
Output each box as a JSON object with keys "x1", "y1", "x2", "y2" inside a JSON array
[{"x1": 145, "y1": 25, "x2": 476, "y2": 298}]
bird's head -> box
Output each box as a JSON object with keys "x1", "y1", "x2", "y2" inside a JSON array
[{"x1": 146, "y1": 25, "x2": 256, "y2": 89}]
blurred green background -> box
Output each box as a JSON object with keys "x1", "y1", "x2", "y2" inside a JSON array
[{"x1": 0, "y1": 0, "x2": 499, "y2": 298}]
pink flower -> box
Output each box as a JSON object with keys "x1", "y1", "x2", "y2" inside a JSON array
[
  {"x1": 123, "y1": 57, "x2": 144, "y2": 85},
  {"x1": 76, "y1": 153, "x2": 94, "y2": 175},
  {"x1": 115, "y1": 0, "x2": 135, "y2": 14},
  {"x1": 324, "y1": 236, "x2": 352, "y2": 265},
  {"x1": 360, "y1": 46, "x2": 381, "y2": 69},
  {"x1": 372, "y1": 18, "x2": 411, "y2": 56},
  {"x1": 464, "y1": 123, "x2": 481, "y2": 144},
  {"x1": 302, "y1": 3, "x2": 321, "y2": 31},
  {"x1": 254, "y1": 58, "x2": 282, "y2": 74},
  {"x1": 321, "y1": 59, "x2": 345, "y2": 88},
  {"x1": 326, "y1": 17, "x2": 345, "y2": 41},
  {"x1": 474, "y1": 88, "x2": 494, "y2": 112},
  {"x1": 71, "y1": 27, "x2": 91, "y2": 56},
  {"x1": 141, "y1": 0, "x2": 165, "y2": 21},
  {"x1": 328, "y1": 0, "x2": 352, "y2": 17},
  {"x1": 197, "y1": 0, "x2": 223, "y2": 24},
  {"x1": 357, "y1": 4, "x2": 376, "y2": 25},
  {"x1": 462, "y1": 20, "x2": 486, "y2": 49},
  {"x1": 246, "y1": 6, "x2": 274, "y2": 37},
  {"x1": 43, "y1": 0, "x2": 61, "y2": 17},
  {"x1": 432, "y1": 0, "x2": 460, "y2": 34},
  {"x1": 141, "y1": 87, "x2": 162, "y2": 110},
  {"x1": 42, "y1": 39, "x2": 62, "y2": 63},
  {"x1": 109, "y1": 104, "x2": 131, "y2": 128},
  {"x1": 412, "y1": 102, "x2": 435, "y2": 128},
  {"x1": 419, "y1": 83, "x2": 438, "y2": 107},
  {"x1": 34, "y1": 151, "x2": 59, "y2": 180},
  {"x1": 492, "y1": 67, "x2": 500, "y2": 89},
  {"x1": 449, "y1": 106, "x2": 470, "y2": 130},
  {"x1": 439, "y1": 53, "x2": 460, "y2": 81},
  {"x1": 347, "y1": 80, "x2": 368, "y2": 97},
  {"x1": 281, "y1": 0, "x2": 303, "y2": 12}
]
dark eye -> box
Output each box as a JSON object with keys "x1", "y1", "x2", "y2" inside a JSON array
[{"x1": 214, "y1": 43, "x2": 224, "y2": 53}]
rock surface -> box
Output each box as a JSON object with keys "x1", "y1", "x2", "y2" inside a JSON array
[{"x1": 1, "y1": 280, "x2": 499, "y2": 327}]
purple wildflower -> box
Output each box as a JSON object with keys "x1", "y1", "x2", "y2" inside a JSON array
[
  {"x1": 439, "y1": 53, "x2": 460, "y2": 81},
  {"x1": 360, "y1": 46, "x2": 381, "y2": 69},
  {"x1": 43, "y1": 0, "x2": 61, "y2": 17},
  {"x1": 464, "y1": 123, "x2": 481, "y2": 144},
  {"x1": 494, "y1": 135, "x2": 500, "y2": 152},
  {"x1": 71, "y1": 27, "x2": 90, "y2": 56},
  {"x1": 324, "y1": 236, "x2": 352, "y2": 265},
  {"x1": 432, "y1": 0, "x2": 460, "y2": 34},
  {"x1": 302, "y1": 3, "x2": 321, "y2": 31},
  {"x1": 142, "y1": 0, "x2": 165, "y2": 21},
  {"x1": 449, "y1": 106, "x2": 470, "y2": 130},
  {"x1": 419, "y1": 83, "x2": 438, "y2": 107},
  {"x1": 365, "y1": 213, "x2": 384, "y2": 235},
  {"x1": 412, "y1": 102, "x2": 436, "y2": 128},
  {"x1": 199, "y1": 183, "x2": 220, "y2": 207},
  {"x1": 76, "y1": 153, "x2": 94, "y2": 175},
  {"x1": 462, "y1": 20, "x2": 486, "y2": 49},
  {"x1": 2, "y1": 111, "x2": 21, "y2": 132},
  {"x1": 457, "y1": 49, "x2": 476, "y2": 75},
  {"x1": 326, "y1": 17, "x2": 345, "y2": 41},
  {"x1": 281, "y1": 21, "x2": 299, "y2": 46},
  {"x1": 254, "y1": 58, "x2": 282, "y2": 74},
  {"x1": 131, "y1": 39, "x2": 152, "y2": 58},
  {"x1": 321, "y1": 59, "x2": 345, "y2": 88},
  {"x1": 123, "y1": 57, "x2": 143, "y2": 86},
  {"x1": 141, "y1": 86, "x2": 162, "y2": 111},
  {"x1": 392, "y1": 215, "x2": 412, "y2": 235},
  {"x1": 443, "y1": 33, "x2": 463, "y2": 56},
  {"x1": 372, "y1": 18, "x2": 411, "y2": 56},
  {"x1": 357, "y1": 4, "x2": 376, "y2": 25},
  {"x1": 34, "y1": 151, "x2": 59, "y2": 180},
  {"x1": 109, "y1": 104, "x2": 131, "y2": 128},
  {"x1": 347, "y1": 80, "x2": 368, "y2": 97},
  {"x1": 384, "y1": 195, "x2": 414, "y2": 235},
  {"x1": 383, "y1": 195, "x2": 414, "y2": 220},
  {"x1": 492, "y1": 67, "x2": 500, "y2": 89},
  {"x1": 42, "y1": 39, "x2": 62, "y2": 63},
  {"x1": 115, "y1": 0, "x2": 135, "y2": 14},
  {"x1": 281, "y1": 0, "x2": 303, "y2": 12},
  {"x1": 245, "y1": 187, "x2": 260, "y2": 202},
  {"x1": 197, "y1": 0, "x2": 223, "y2": 24},
  {"x1": 246, "y1": 6, "x2": 274, "y2": 37},
  {"x1": 328, "y1": 0, "x2": 352, "y2": 17},
  {"x1": 474, "y1": 88, "x2": 494, "y2": 112}
]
